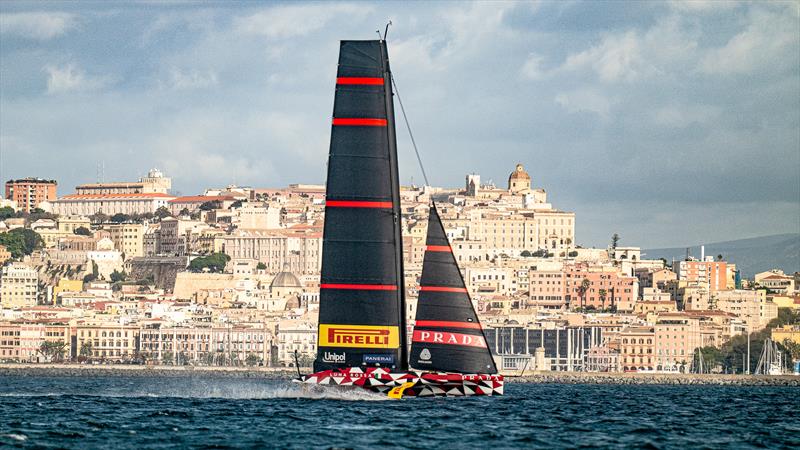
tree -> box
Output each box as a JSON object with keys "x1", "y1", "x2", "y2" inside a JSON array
[
  {"x1": 0, "y1": 232, "x2": 26, "y2": 258},
  {"x1": 90, "y1": 212, "x2": 109, "y2": 224},
  {"x1": 179, "y1": 207, "x2": 191, "y2": 217},
  {"x1": 598, "y1": 289, "x2": 608, "y2": 310},
  {"x1": 154, "y1": 206, "x2": 172, "y2": 219},
  {"x1": 229, "y1": 200, "x2": 243, "y2": 209},
  {"x1": 716, "y1": 254, "x2": 723, "y2": 261},
  {"x1": 246, "y1": 354, "x2": 260, "y2": 366},
  {"x1": 110, "y1": 269, "x2": 126, "y2": 283},
  {"x1": 110, "y1": 213, "x2": 130, "y2": 223},
  {"x1": 199, "y1": 201, "x2": 220, "y2": 211},
  {"x1": 189, "y1": 253, "x2": 230, "y2": 273},
  {"x1": 520, "y1": 250, "x2": 532, "y2": 257},
  {"x1": 83, "y1": 261, "x2": 99, "y2": 283},
  {"x1": 611, "y1": 233, "x2": 620, "y2": 249},
  {"x1": 568, "y1": 251, "x2": 578, "y2": 257},
  {"x1": 0, "y1": 206, "x2": 15, "y2": 220},
  {"x1": 0, "y1": 229, "x2": 43, "y2": 258},
  {"x1": 256, "y1": 262, "x2": 267, "y2": 270},
  {"x1": 80, "y1": 341, "x2": 94, "y2": 359},
  {"x1": 39, "y1": 341, "x2": 67, "y2": 362},
  {"x1": 74, "y1": 226, "x2": 92, "y2": 236},
  {"x1": 577, "y1": 278, "x2": 591, "y2": 310}
]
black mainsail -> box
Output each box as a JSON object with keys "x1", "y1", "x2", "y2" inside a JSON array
[
  {"x1": 314, "y1": 40, "x2": 407, "y2": 372},
  {"x1": 409, "y1": 204, "x2": 497, "y2": 374}
]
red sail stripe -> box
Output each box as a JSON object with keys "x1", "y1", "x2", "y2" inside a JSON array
[
  {"x1": 337, "y1": 77, "x2": 383, "y2": 85},
  {"x1": 425, "y1": 245, "x2": 452, "y2": 252},
  {"x1": 419, "y1": 286, "x2": 468, "y2": 293},
  {"x1": 412, "y1": 330, "x2": 486, "y2": 348},
  {"x1": 326, "y1": 200, "x2": 393, "y2": 208},
  {"x1": 332, "y1": 118, "x2": 387, "y2": 126},
  {"x1": 415, "y1": 320, "x2": 481, "y2": 330},
  {"x1": 320, "y1": 283, "x2": 398, "y2": 291}
]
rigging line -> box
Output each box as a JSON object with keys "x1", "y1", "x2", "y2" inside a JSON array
[{"x1": 391, "y1": 75, "x2": 430, "y2": 187}]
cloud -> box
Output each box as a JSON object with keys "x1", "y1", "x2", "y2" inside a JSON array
[
  {"x1": 555, "y1": 89, "x2": 615, "y2": 118},
  {"x1": 561, "y1": 31, "x2": 647, "y2": 82},
  {"x1": 521, "y1": 53, "x2": 545, "y2": 80},
  {"x1": 166, "y1": 68, "x2": 218, "y2": 90},
  {"x1": 44, "y1": 64, "x2": 110, "y2": 94},
  {"x1": 0, "y1": 12, "x2": 77, "y2": 40},
  {"x1": 700, "y1": 6, "x2": 798, "y2": 75},
  {"x1": 234, "y1": 3, "x2": 368, "y2": 39}
]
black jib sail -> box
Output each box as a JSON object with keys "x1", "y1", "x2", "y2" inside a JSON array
[
  {"x1": 409, "y1": 205, "x2": 497, "y2": 374},
  {"x1": 314, "y1": 40, "x2": 407, "y2": 372}
]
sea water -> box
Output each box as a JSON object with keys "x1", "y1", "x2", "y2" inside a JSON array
[{"x1": 0, "y1": 376, "x2": 797, "y2": 448}]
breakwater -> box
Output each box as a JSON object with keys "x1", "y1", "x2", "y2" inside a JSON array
[
  {"x1": 1, "y1": 364, "x2": 797, "y2": 385},
  {"x1": 0, "y1": 364, "x2": 300, "y2": 379},
  {"x1": 507, "y1": 371, "x2": 800, "y2": 386}
]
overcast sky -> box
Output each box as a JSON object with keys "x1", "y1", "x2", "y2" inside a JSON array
[{"x1": 1, "y1": 1, "x2": 798, "y2": 248}]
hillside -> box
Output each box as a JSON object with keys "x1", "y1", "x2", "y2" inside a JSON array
[{"x1": 644, "y1": 234, "x2": 799, "y2": 278}]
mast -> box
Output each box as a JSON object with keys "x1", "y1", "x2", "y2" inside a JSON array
[{"x1": 380, "y1": 39, "x2": 408, "y2": 369}]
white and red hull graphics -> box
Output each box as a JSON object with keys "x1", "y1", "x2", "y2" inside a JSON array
[{"x1": 296, "y1": 367, "x2": 503, "y2": 397}]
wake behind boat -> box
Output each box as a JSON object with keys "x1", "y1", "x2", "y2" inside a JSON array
[{"x1": 296, "y1": 39, "x2": 502, "y2": 398}]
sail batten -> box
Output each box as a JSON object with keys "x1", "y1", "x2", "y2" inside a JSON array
[
  {"x1": 410, "y1": 205, "x2": 498, "y2": 374},
  {"x1": 314, "y1": 40, "x2": 407, "y2": 372}
]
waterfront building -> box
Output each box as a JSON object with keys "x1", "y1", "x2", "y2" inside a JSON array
[
  {"x1": 771, "y1": 325, "x2": 800, "y2": 346},
  {"x1": 484, "y1": 324, "x2": 603, "y2": 372},
  {"x1": 654, "y1": 313, "x2": 702, "y2": 372},
  {"x1": 618, "y1": 326, "x2": 655, "y2": 372},
  {"x1": 4, "y1": 178, "x2": 57, "y2": 213},
  {"x1": 276, "y1": 319, "x2": 316, "y2": 367},
  {"x1": 1, "y1": 263, "x2": 39, "y2": 308},
  {"x1": 74, "y1": 322, "x2": 140, "y2": 361}
]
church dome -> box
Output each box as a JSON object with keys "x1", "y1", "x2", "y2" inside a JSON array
[
  {"x1": 270, "y1": 271, "x2": 302, "y2": 289},
  {"x1": 508, "y1": 164, "x2": 530, "y2": 182}
]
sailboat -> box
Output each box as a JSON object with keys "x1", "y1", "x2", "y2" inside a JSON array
[{"x1": 296, "y1": 39, "x2": 503, "y2": 398}]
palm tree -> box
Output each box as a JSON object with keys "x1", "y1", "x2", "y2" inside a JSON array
[
  {"x1": 598, "y1": 289, "x2": 607, "y2": 311},
  {"x1": 577, "y1": 278, "x2": 591, "y2": 311}
]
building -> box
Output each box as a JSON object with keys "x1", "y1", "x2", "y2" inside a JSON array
[
  {"x1": 75, "y1": 322, "x2": 139, "y2": 361},
  {"x1": 51, "y1": 193, "x2": 176, "y2": 216},
  {"x1": 675, "y1": 259, "x2": 728, "y2": 293},
  {"x1": 5, "y1": 178, "x2": 57, "y2": 213},
  {"x1": 715, "y1": 290, "x2": 777, "y2": 333},
  {"x1": 619, "y1": 326, "x2": 655, "y2": 372},
  {"x1": 1, "y1": 263, "x2": 39, "y2": 308},
  {"x1": 0, "y1": 245, "x2": 10, "y2": 265},
  {"x1": 74, "y1": 168, "x2": 171, "y2": 195},
  {"x1": 106, "y1": 223, "x2": 145, "y2": 258},
  {"x1": 654, "y1": 313, "x2": 702, "y2": 372},
  {"x1": 755, "y1": 270, "x2": 796, "y2": 294},
  {"x1": 223, "y1": 228, "x2": 322, "y2": 274}
]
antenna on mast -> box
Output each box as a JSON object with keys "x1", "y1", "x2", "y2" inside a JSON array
[{"x1": 383, "y1": 20, "x2": 392, "y2": 40}]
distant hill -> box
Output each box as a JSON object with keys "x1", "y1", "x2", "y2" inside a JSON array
[{"x1": 644, "y1": 234, "x2": 800, "y2": 278}]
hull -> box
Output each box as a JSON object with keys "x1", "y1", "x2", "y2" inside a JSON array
[{"x1": 296, "y1": 367, "x2": 503, "y2": 397}]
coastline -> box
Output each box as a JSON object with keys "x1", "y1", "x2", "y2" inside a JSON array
[{"x1": 1, "y1": 364, "x2": 798, "y2": 386}]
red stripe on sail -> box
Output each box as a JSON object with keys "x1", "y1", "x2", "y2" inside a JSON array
[
  {"x1": 425, "y1": 245, "x2": 452, "y2": 252},
  {"x1": 320, "y1": 283, "x2": 398, "y2": 291},
  {"x1": 419, "y1": 286, "x2": 468, "y2": 293},
  {"x1": 332, "y1": 118, "x2": 387, "y2": 126},
  {"x1": 326, "y1": 200, "x2": 393, "y2": 208},
  {"x1": 412, "y1": 330, "x2": 486, "y2": 348},
  {"x1": 415, "y1": 320, "x2": 481, "y2": 330},
  {"x1": 337, "y1": 77, "x2": 383, "y2": 85}
]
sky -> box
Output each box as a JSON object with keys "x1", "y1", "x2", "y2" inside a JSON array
[{"x1": 1, "y1": 1, "x2": 798, "y2": 249}]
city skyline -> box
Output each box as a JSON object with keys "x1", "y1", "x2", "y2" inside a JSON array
[{"x1": 2, "y1": 1, "x2": 799, "y2": 249}]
